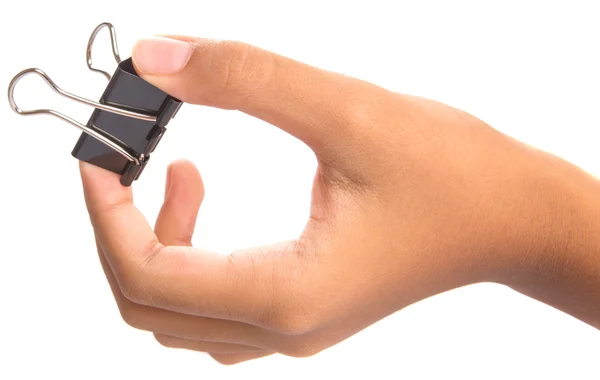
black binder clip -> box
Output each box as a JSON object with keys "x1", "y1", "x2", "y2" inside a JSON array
[{"x1": 7, "y1": 22, "x2": 183, "y2": 186}]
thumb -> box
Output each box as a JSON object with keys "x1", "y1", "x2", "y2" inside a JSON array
[{"x1": 131, "y1": 36, "x2": 389, "y2": 156}]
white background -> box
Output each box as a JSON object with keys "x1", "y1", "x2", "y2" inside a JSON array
[{"x1": 1, "y1": 1, "x2": 599, "y2": 379}]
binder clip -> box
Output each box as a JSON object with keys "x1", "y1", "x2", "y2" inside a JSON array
[{"x1": 7, "y1": 22, "x2": 183, "y2": 186}]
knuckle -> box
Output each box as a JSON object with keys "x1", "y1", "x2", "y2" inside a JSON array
[
  {"x1": 86, "y1": 195, "x2": 133, "y2": 230},
  {"x1": 116, "y1": 241, "x2": 164, "y2": 305},
  {"x1": 210, "y1": 40, "x2": 272, "y2": 97},
  {"x1": 172, "y1": 235, "x2": 194, "y2": 247},
  {"x1": 258, "y1": 243, "x2": 322, "y2": 335},
  {"x1": 325, "y1": 90, "x2": 396, "y2": 187},
  {"x1": 335, "y1": 95, "x2": 381, "y2": 131},
  {"x1": 118, "y1": 270, "x2": 151, "y2": 305},
  {"x1": 280, "y1": 340, "x2": 323, "y2": 358},
  {"x1": 267, "y1": 307, "x2": 318, "y2": 336},
  {"x1": 118, "y1": 302, "x2": 149, "y2": 330},
  {"x1": 153, "y1": 333, "x2": 178, "y2": 348},
  {"x1": 210, "y1": 353, "x2": 238, "y2": 366}
]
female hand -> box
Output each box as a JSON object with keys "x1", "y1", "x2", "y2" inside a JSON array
[{"x1": 80, "y1": 36, "x2": 600, "y2": 365}]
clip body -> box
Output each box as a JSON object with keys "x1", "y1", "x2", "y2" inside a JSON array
[
  {"x1": 72, "y1": 58, "x2": 182, "y2": 186},
  {"x1": 7, "y1": 23, "x2": 182, "y2": 186}
]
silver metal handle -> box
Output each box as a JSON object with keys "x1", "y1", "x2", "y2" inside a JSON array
[
  {"x1": 87, "y1": 22, "x2": 122, "y2": 81},
  {"x1": 7, "y1": 68, "x2": 143, "y2": 165}
]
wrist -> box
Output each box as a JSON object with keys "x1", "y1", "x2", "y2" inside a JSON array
[{"x1": 501, "y1": 150, "x2": 600, "y2": 327}]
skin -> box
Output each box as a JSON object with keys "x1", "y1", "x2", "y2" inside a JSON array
[{"x1": 80, "y1": 36, "x2": 600, "y2": 365}]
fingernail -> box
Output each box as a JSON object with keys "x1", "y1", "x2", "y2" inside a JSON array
[{"x1": 133, "y1": 37, "x2": 192, "y2": 75}]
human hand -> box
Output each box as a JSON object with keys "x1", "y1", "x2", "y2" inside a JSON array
[{"x1": 81, "y1": 36, "x2": 600, "y2": 365}]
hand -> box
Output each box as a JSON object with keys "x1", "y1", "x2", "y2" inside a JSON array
[{"x1": 81, "y1": 36, "x2": 600, "y2": 365}]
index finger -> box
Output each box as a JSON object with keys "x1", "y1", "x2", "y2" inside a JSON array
[{"x1": 81, "y1": 162, "x2": 302, "y2": 330}]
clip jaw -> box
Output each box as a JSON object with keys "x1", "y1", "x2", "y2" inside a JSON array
[
  {"x1": 72, "y1": 58, "x2": 182, "y2": 186},
  {"x1": 7, "y1": 23, "x2": 182, "y2": 186}
]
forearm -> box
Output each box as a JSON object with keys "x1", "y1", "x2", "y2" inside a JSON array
[{"x1": 505, "y1": 152, "x2": 600, "y2": 329}]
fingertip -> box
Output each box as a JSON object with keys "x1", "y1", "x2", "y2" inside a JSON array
[
  {"x1": 79, "y1": 161, "x2": 132, "y2": 206},
  {"x1": 155, "y1": 159, "x2": 204, "y2": 246},
  {"x1": 79, "y1": 161, "x2": 120, "y2": 188},
  {"x1": 78, "y1": 160, "x2": 96, "y2": 176},
  {"x1": 169, "y1": 159, "x2": 202, "y2": 182},
  {"x1": 132, "y1": 36, "x2": 192, "y2": 76},
  {"x1": 79, "y1": 160, "x2": 117, "y2": 178},
  {"x1": 166, "y1": 159, "x2": 204, "y2": 203},
  {"x1": 170, "y1": 158, "x2": 202, "y2": 178}
]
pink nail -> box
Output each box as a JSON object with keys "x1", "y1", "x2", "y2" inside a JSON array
[{"x1": 132, "y1": 37, "x2": 192, "y2": 75}]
